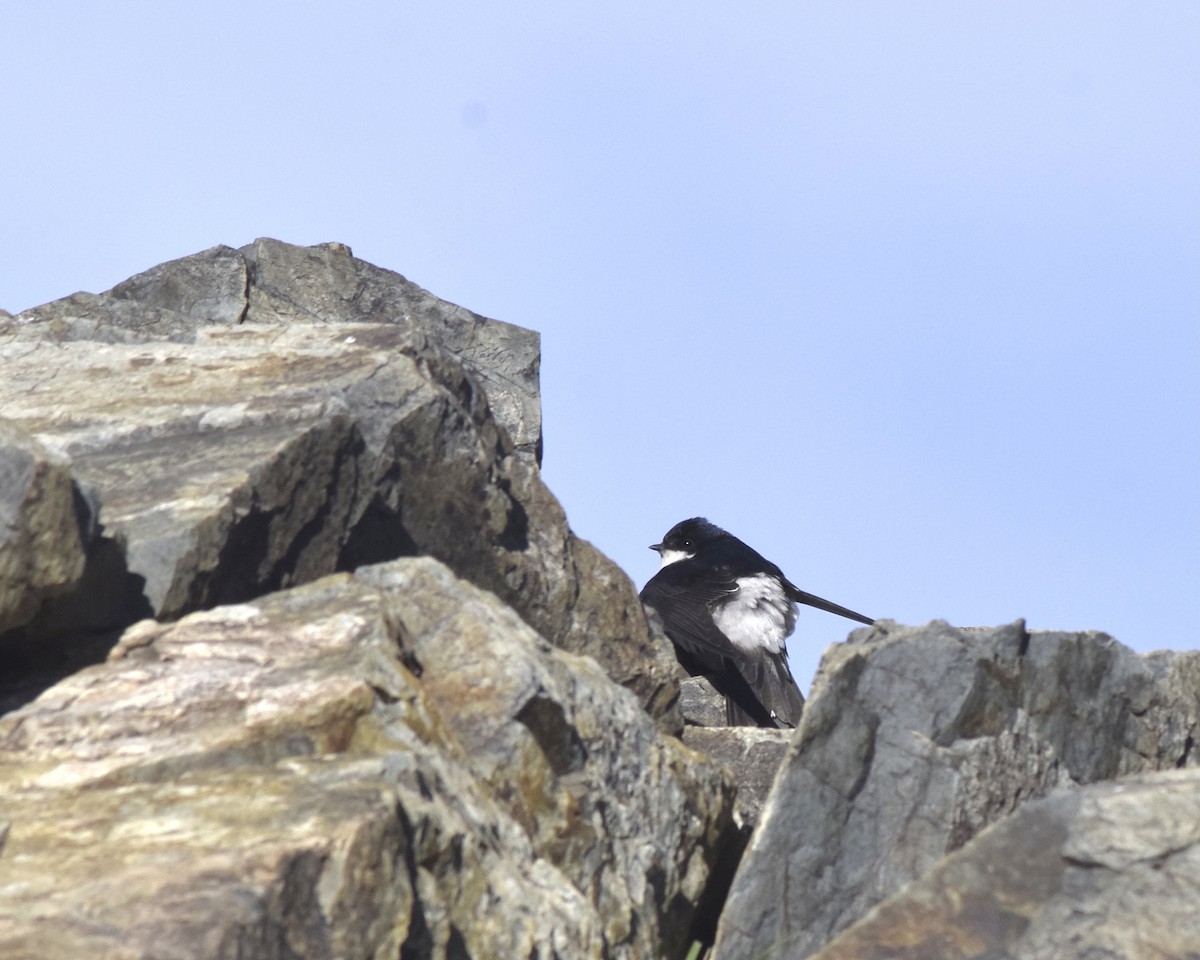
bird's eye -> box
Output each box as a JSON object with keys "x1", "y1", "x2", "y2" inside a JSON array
[{"x1": 681, "y1": 539, "x2": 693, "y2": 549}]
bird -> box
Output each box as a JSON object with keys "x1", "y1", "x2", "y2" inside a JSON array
[{"x1": 639, "y1": 517, "x2": 874, "y2": 728}]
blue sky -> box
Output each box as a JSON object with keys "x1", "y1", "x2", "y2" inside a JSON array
[{"x1": 4, "y1": 3, "x2": 1197, "y2": 690}]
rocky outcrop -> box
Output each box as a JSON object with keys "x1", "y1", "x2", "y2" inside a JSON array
[
  {"x1": 0, "y1": 241, "x2": 737, "y2": 958},
  {"x1": 714, "y1": 619, "x2": 1200, "y2": 960},
  {"x1": 808, "y1": 768, "x2": 1200, "y2": 960},
  {"x1": 11, "y1": 239, "x2": 541, "y2": 463},
  {"x1": 0, "y1": 241, "x2": 680, "y2": 723},
  {"x1": 0, "y1": 558, "x2": 734, "y2": 959},
  {"x1": 5, "y1": 241, "x2": 1200, "y2": 960},
  {"x1": 0, "y1": 424, "x2": 90, "y2": 637}
]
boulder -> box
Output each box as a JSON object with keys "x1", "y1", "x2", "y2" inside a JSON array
[
  {"x1": 681, "y1": 726, "x2": 791, "y2": 830},
  {"x1": 679, "y1": 675, "x2": 729, "y2": 728},
  {"x1": 10, "y1": 239, "x2": 540, "y2": 462},
  {"x1": 0, "y1": 423, "x2": 91, "y2": 637},
  {"x1": 1, "y1": 242, "x2": 680, "y2": 723},
  {"x1": 808, "y1": 768, "x2": 1200, "y2": 960},
  {"x1": 0, "y1": 557, "x2": 736, "y2": 959},
  {"x1": 714, "y1": 620, "x2": 1200, "y2": 960}
]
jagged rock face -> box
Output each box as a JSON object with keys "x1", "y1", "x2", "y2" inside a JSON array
[
  {"x1": 807, "y1": 769, "x2": 1200, "y2": 960},
  {"x1": 0, "y1": 241, "x2": 681, "y2": 723},
  {"x1": 11, "y1": 239, "x2": 541, "y2": 463},
  {"x1": 714, "y1": 619, "x2": 1200, "y2": 960},
  {"x1": 0, "y1": 558, "x2": 735, "y2": 958},
  {"x1": 0, "y1": 241, "x2": 731, "y2": 957},
  {"x1": 7, "y1": 241, "x2": 1200, "y2": 960},
  {"x1": 0, "y1": 424, "x2": 90, "y2": 636}
]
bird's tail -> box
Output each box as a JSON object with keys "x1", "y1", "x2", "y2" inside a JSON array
[{"x1": 725, "y1": 651, "x2": 805, "y2": 729}]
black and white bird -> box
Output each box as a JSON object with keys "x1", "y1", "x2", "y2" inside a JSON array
[{"x1": 640, "y1": 517, "x2": 874, "y2": 728}]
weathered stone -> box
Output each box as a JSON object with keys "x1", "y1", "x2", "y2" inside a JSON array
[
  {"x1": 0, "y1": 423, "x2": 91, "y2": 638},
  {"x1": 4, "y1": 242, "x2": 679, "y2": 724},
  {"x1": 0, "y1": 324, "x2": 678, "y2": 725},
  {"x1": 681, "y1": 675, "x2": 728, "y2": 727},
  {"x1": 357, "y1": 558, "x2": 736, "y2": 954},
  {"x1": 9, "y1": 239, "x2": 540, "y2": 462},
  {"x1": 808, "y1": 768, "x2": 1200, "y2": 960},
  {"x1": 0, "y1": 326, "x2": 387, "y2": 626},
  {"x1": 240, "y1": 237, "x2": 541, "y2": 462},
  {"x1": 10, "y1": 243, "x2": 249, "y2": 343},
  {"x1": 682, "y1": 726, "x2": 791, "y2": 829},
  {"x1": 714, "y1": 620, "x2": 1200, "y2": 960},
  {"x1": 0, "y1": 557, "x2": 737, "y2": 959}
]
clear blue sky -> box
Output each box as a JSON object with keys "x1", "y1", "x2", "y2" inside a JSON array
[{"x1": 4, "y1": 3, "x2": 1197, "y2": 691}]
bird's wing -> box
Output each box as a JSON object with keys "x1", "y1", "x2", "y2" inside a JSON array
[{"x1": 639, "y1": 566, "x2": 740, "y2": 675}]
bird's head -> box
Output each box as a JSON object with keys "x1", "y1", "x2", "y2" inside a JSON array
[{"x1": 649, "y1": 517, "x2": 728, "y2": 568}]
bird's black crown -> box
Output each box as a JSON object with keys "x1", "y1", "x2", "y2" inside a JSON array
[{"x1": 654, "y1": 517, "x2": 728, "y2": 553}]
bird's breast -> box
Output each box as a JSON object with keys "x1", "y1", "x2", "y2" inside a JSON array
[{"x1": 710, "y1": 573, "x2": 796, "y2": 655}]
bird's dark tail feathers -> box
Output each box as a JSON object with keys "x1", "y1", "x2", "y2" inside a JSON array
[{"x1": 721, "y1": 650, "x2": 805, "y2": 729}]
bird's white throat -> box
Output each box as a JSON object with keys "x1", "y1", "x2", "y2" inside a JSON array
[{"x1": 657, "y1": 548, "x2": 693, "y2": 568}]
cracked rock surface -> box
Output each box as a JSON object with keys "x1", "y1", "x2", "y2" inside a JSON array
[
  {"x1": 807, "y1": 768, "x2": 1200, "y2": 960},
  {"x1": 0, "y1": 559, "x2": 735, "y2": 959},
  {"x1": 1, "y1": 242, "x2": 680, "y2": 724},
  {"x1": 713, "y1": 619, "x2": 1200, "y2": 960},
  {"x1": 0, "y1": 240, "x2": 738, "y2": 958}
]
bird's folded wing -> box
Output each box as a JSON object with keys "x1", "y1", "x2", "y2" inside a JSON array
[{"x1": 639, "y1": 571, "x2": 739, "y2": 673}]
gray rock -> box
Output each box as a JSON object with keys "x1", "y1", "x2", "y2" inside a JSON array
[
  {"x1": 682, "y1": 726, "x2": 791, "y2": 829},
  {"x1": 714, "y1": 620, "x2": 1200, "y2": 960},
  {"x1": 0, "y1": 423, "x2": 90, "y2": 637},
  {"x1": 7, "y1": 244, "x2": 249, "y2": 343},
  {"x1": 0, "y1": 558, "x2": 736, "y2": 959},
  {"x1": 357, "y1": 558, "x2": 736, "y2": 953},
  {"x1": 681, "y1": 675, "x2": 729, "y2": 727},
  {"x1": 10, "y1": 238, "x2": 540, "y2": 463},
  {"x1": 808, "y1": 768, "x2": 1200, "y2": 960},
  {"x1": 0, "y1": 326, "x2": 388, "y2": 625},
  {"x1": 2, "y1": 246, "x2": 680, "y2": 723},
  {"x1": 240, "y1": 237, "x2": 542, "y2": 463}
]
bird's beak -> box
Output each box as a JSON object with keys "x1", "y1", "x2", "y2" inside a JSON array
[
  {"x1": 792, "y1": 589, "x2": 875, "y2": 626},
  {"x1": 649, "y1": 542, "x2": 663, "y2": 553}
]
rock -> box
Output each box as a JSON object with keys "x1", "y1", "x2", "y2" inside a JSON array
[
  {"x1": 239, "y1": 238, "x2": 542, "y2": 463},
  {"x1": 680, "y1": 675, "x2": 729, "y2": 727},
  {"x1": 0, "y1": 423, "x2": 91, "y2": 638},
  {"x1": 713, "y1": 620, "x2": 1200, "y2": 960},
  {"x1": 0, "y1": 557, "x2": 737, "y2": 959},
  {"x1": 6, "y1": 244, "x2": 249, "y2": 343},
  {"x1": 357, "y1": 559, "x2": 736, "y2": 952},
  {"x1": 1, "y1": 243, "x2": 681, "y2": 724},
  {"x1": 681, "y1": 726, "x2": 791, "y2": 829},
  {"x1": 10, "y1": 242, "x2": 540, "y2": 463},
  {"x1": 807, "y1": 768, "x2": 1200, "y2": 960},
  {"x1": 9, "y1": 238, "x2": 541, "y2": 463}
]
